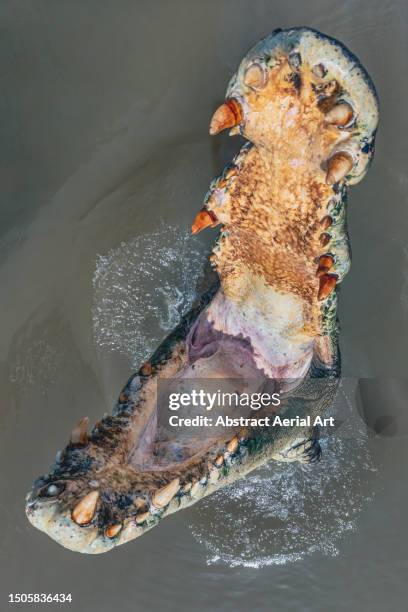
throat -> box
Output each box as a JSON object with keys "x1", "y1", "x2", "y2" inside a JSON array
[{"x1": 206, "y1": 287, "x2": 315, "y2": 379}]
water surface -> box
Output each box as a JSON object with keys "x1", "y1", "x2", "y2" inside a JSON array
[{"x1": 0, "y1": 1, "x2": 407, "y2": 610}]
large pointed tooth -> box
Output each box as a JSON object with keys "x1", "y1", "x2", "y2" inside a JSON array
[
  {"x1": 209, "y1": 467, "x2": 220, "y2": 483},
  {"x1": 209, "y1": 99, "x2": 242, "y2": 135},
  {"x1": 135, "y1": 511, "x2": 150, "y2": 524},
  {"x1": 325, "y1": 102, "x2": 353, "y2": 126},
  {"x1": 215, "y1": 454, "x2": 224, "y2": 467},
  {"x1": 190, "y1": 481, "x2": 201, "y2": 497},
  {"x1": 151, "y1": 478, "x2": 180, "y2": 509},
  {"x1": 191, "y1": 208, "x2": 218, "y2": 234},
  {"x1": 105, "y1": 523, "x2": 122, "y2": 538},
  {"x1": 318, "y1": 273, "x2": 338, "y2": 300},
  {"x1": 70, "y1": 416, "x2": 89, "y2": 445},
  {"x1": 326, "y1": 152, "x2": 353, "y2": 184},
  {"x1": 320, "y1": 215, "x2": 333, "y2": 230},
  {"x1": 316, "y1": 254, "x2": 334, "y2": 277},
  {"x1": 71, "y1": 490, "x2": 99, "y2": 525},
  {"x1": 226, "y1": 436, "x2": 239, "y2": 453}
]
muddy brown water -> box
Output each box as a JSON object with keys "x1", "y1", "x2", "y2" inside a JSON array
[{"x1": 0, "y1": 1, "x2": 407, "y2": 611}]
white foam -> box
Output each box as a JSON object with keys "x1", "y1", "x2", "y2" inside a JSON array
[
  {"x1": 92, "y1": 225, "x2": 208, "y2": 367},
  {"x1": 189, "y1": 387, "x2": 377, "y2": 568}
]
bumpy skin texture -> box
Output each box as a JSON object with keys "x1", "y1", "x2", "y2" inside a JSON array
[{"x1": 26, "y1": 28, "x2": 379, "y2": 553}]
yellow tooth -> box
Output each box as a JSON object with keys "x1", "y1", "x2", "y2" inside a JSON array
[
  {"x1": 151, "y1": 478, "x2": 180, "y2": 509},
  {"x1": 209, "y1": 99, "x2": 242, "y2": 135},
  {"x1": 326, "y1": 152, "x2": 353, "y2": 184},
  {"x1": 215, "y1": 454, "x2": 224, "y2": 466},
  {"x1": 70, "y1": 416, "x2": 89, "y2": 445},
  {"x1": 209, "y1": 468, "x2": 220, "y2": 483},
  {"x1": 190, "y1": 481, "x2": 201, "y2": 498},
  {"x1": 135, "y1": 511, "x2": 150, "y2": 524},
  {"x1": 225, "y1": 167, "x2": 237, "y2": 180},
  {"x1": 71, "y1": 490, "x2": 99, "y2": 525},
  {"x1": 318, "y1": 273, "x2": 338, "y2": 300},
  {"x1": 316, "y1": 254, "x2": 334, "y2": 277},
  {"x1": 325, "y1": 102, "x2": 353, "y2": 126},
  {"x1": 229, "y1": 126, "x2": 240, "y2": 136},
  {"x1": 320, "y1": 215, "x2": 333, "y2": 230},
  {"x1": 226, "y1": 436, "x2": 239, "y2": 453},
  {"x1": 191, "y1": 208, "x2": 218, "y2": 235},
  {"x1": 105, "y1": 523, "x2": 122, "y2": 538}
]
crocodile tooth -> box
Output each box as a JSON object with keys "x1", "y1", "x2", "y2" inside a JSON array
[
  {"x1": 325, "y1": 102, "x2": 353, "y2": 126},
  {"x1": 190, "y1": 482, "x2": 201, "y2": 497},
  {"x1": 316, "y1": 254, "x2": 334, "y2": 277},
  {"x1": 151, "y1": 478, "x2": 180, "y2": 509},
  {"x1": 226, "y1": 436, "x2": 239, "y2": 453},
  {"x1": 209, "y1": 99, "x2": 242, "y2": 135},
  {"x1": 192, "y1": 208, "x2": 218, "y2": 234},
  {"x1": 71, "y1": 491, "x2": 99, "y2": 525},
  {"x1": 105, "y1": 523, "x2": 122, "y2": 538},
  {"x1": 320, "y1": 215, "x2": 333, "y2": 230},
  {"x1": 70, "y1": 416, "x2": 89, "y2": 445},
  {"x1": 135, "y1": 511, "x2": 150, "y2": 524},
  {"x1": 215, "y1": 454, "x2": 224, "y2": 466},
  {"x1": 209, "y1": 468, "x2": 220, "y2": 483},
  {"x1": 225, "y1": 167, "x2": 238, "y2": 180},
  {"x1": 326, "y1": 152, "x2": 353, "y2": 184},
  {"x1": 318, "y1": 273, "x2": 338, "y2": 300},
  {"x1": 319, "y1": 233, "x2": 331, "y2": 247}
]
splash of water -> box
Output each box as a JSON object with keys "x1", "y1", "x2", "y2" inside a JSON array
[
  {"x1": 92, "y1": 225, "x2": 209, "y2": 367},
  {"x1": 189, "y1": 390, "x2": 377, "y2": 568}
]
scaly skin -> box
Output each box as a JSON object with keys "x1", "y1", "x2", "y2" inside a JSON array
[{"x1": 26, "y1": 28, "x2": 378, "y2": 553}]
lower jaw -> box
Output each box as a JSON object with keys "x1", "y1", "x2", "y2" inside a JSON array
[
  {"x1": 26, "y1": 286, "x2": 337, "y2": 554},
  {"x1": 26, "y1": 420, "x2": 310, "y2": 554}
]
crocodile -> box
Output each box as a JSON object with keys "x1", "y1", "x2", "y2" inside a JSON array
[{"x1": 25, "y1": 27, "x2": 379, "y2": 553}]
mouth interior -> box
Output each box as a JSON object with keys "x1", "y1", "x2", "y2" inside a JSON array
[{"x1": 126, "y1": 318, "x2": 268, "y2": 472}]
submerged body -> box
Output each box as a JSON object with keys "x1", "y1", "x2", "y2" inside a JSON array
[{"x1": 26, "y1": 28, "x2": 379, "y2": 553}]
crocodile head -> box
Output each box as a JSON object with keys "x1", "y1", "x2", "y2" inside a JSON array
[{"x1": 26, "y1": 27, "x2": 378, "y2": 553}]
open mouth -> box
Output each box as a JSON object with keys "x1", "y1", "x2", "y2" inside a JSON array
[
  {"x1": 25, "y1": 285, "x2": 337, "y2": 554},
  {"x1": 25, "y1": 26, "x2": 378, "y2": 553}
]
